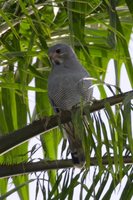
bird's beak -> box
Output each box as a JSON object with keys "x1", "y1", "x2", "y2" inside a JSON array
[
  {"x1": 49, "y1": 52, "x2": 58, "y2": 61},
  {"x1": 49, "y1": 52, "x2": 62, "y2": 65}
]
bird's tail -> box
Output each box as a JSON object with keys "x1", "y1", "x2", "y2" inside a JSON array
[{"x1": 63, "y1": 121, "x2": 85, "y2": 168}]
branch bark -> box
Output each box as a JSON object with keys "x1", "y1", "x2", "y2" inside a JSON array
[
  {"x1": 0, "y1": 156, "x2": 133, "y2": 178},
  {"x1": 0, "y1": 90, "x2": 133, "y2": 155}
]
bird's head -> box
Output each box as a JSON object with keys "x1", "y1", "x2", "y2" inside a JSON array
[{"x1": 48, "y1": 43, "x2": 76, "y2": 66}]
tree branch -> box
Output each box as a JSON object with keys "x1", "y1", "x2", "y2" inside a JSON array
[
  {"x1": 0, "y1": 90, "x2": 133, "y2": 155},
  {"x1": 0, "y1": 156, "x2": 133, "y2": 178}
]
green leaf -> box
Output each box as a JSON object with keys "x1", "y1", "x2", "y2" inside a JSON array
[{"x1": 0, "y1": 179, "x2": 34, "y2": 200}]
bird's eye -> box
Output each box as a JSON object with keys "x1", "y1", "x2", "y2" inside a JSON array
[{"x1": 56, "y1": 48, "x2": 61, "y2": 54}]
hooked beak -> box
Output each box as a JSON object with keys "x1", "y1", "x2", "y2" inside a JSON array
[
  {"x1": 49, "y1": 52, "x2": 58, "y2": 61},
  {"x1": 49, "y1": 52, "x2": 63, "y2": 65}
]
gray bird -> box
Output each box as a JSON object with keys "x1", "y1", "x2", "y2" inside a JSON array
[{"x1": 48, "y1": 43, "x2": 93, "y2": 167}]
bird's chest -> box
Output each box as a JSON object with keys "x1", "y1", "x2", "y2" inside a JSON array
[
  {"x1": 48, "y1": 72, "x2": 81, "y2": 110},
  {"x1": 49, "y1": 73, "x2": 78, "y2": 95}
]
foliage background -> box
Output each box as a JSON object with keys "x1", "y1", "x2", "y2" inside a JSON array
[{"x1": 0, "y1": 0, "x2": 133, "y2": 199}]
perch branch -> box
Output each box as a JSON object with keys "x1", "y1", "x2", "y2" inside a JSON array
[
  {"x1": 0, "y1": 155, "x2": 133, "y2": 178},
  {"x1": 0, "y1": 90, "x2": 133, "y2": 155}
]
